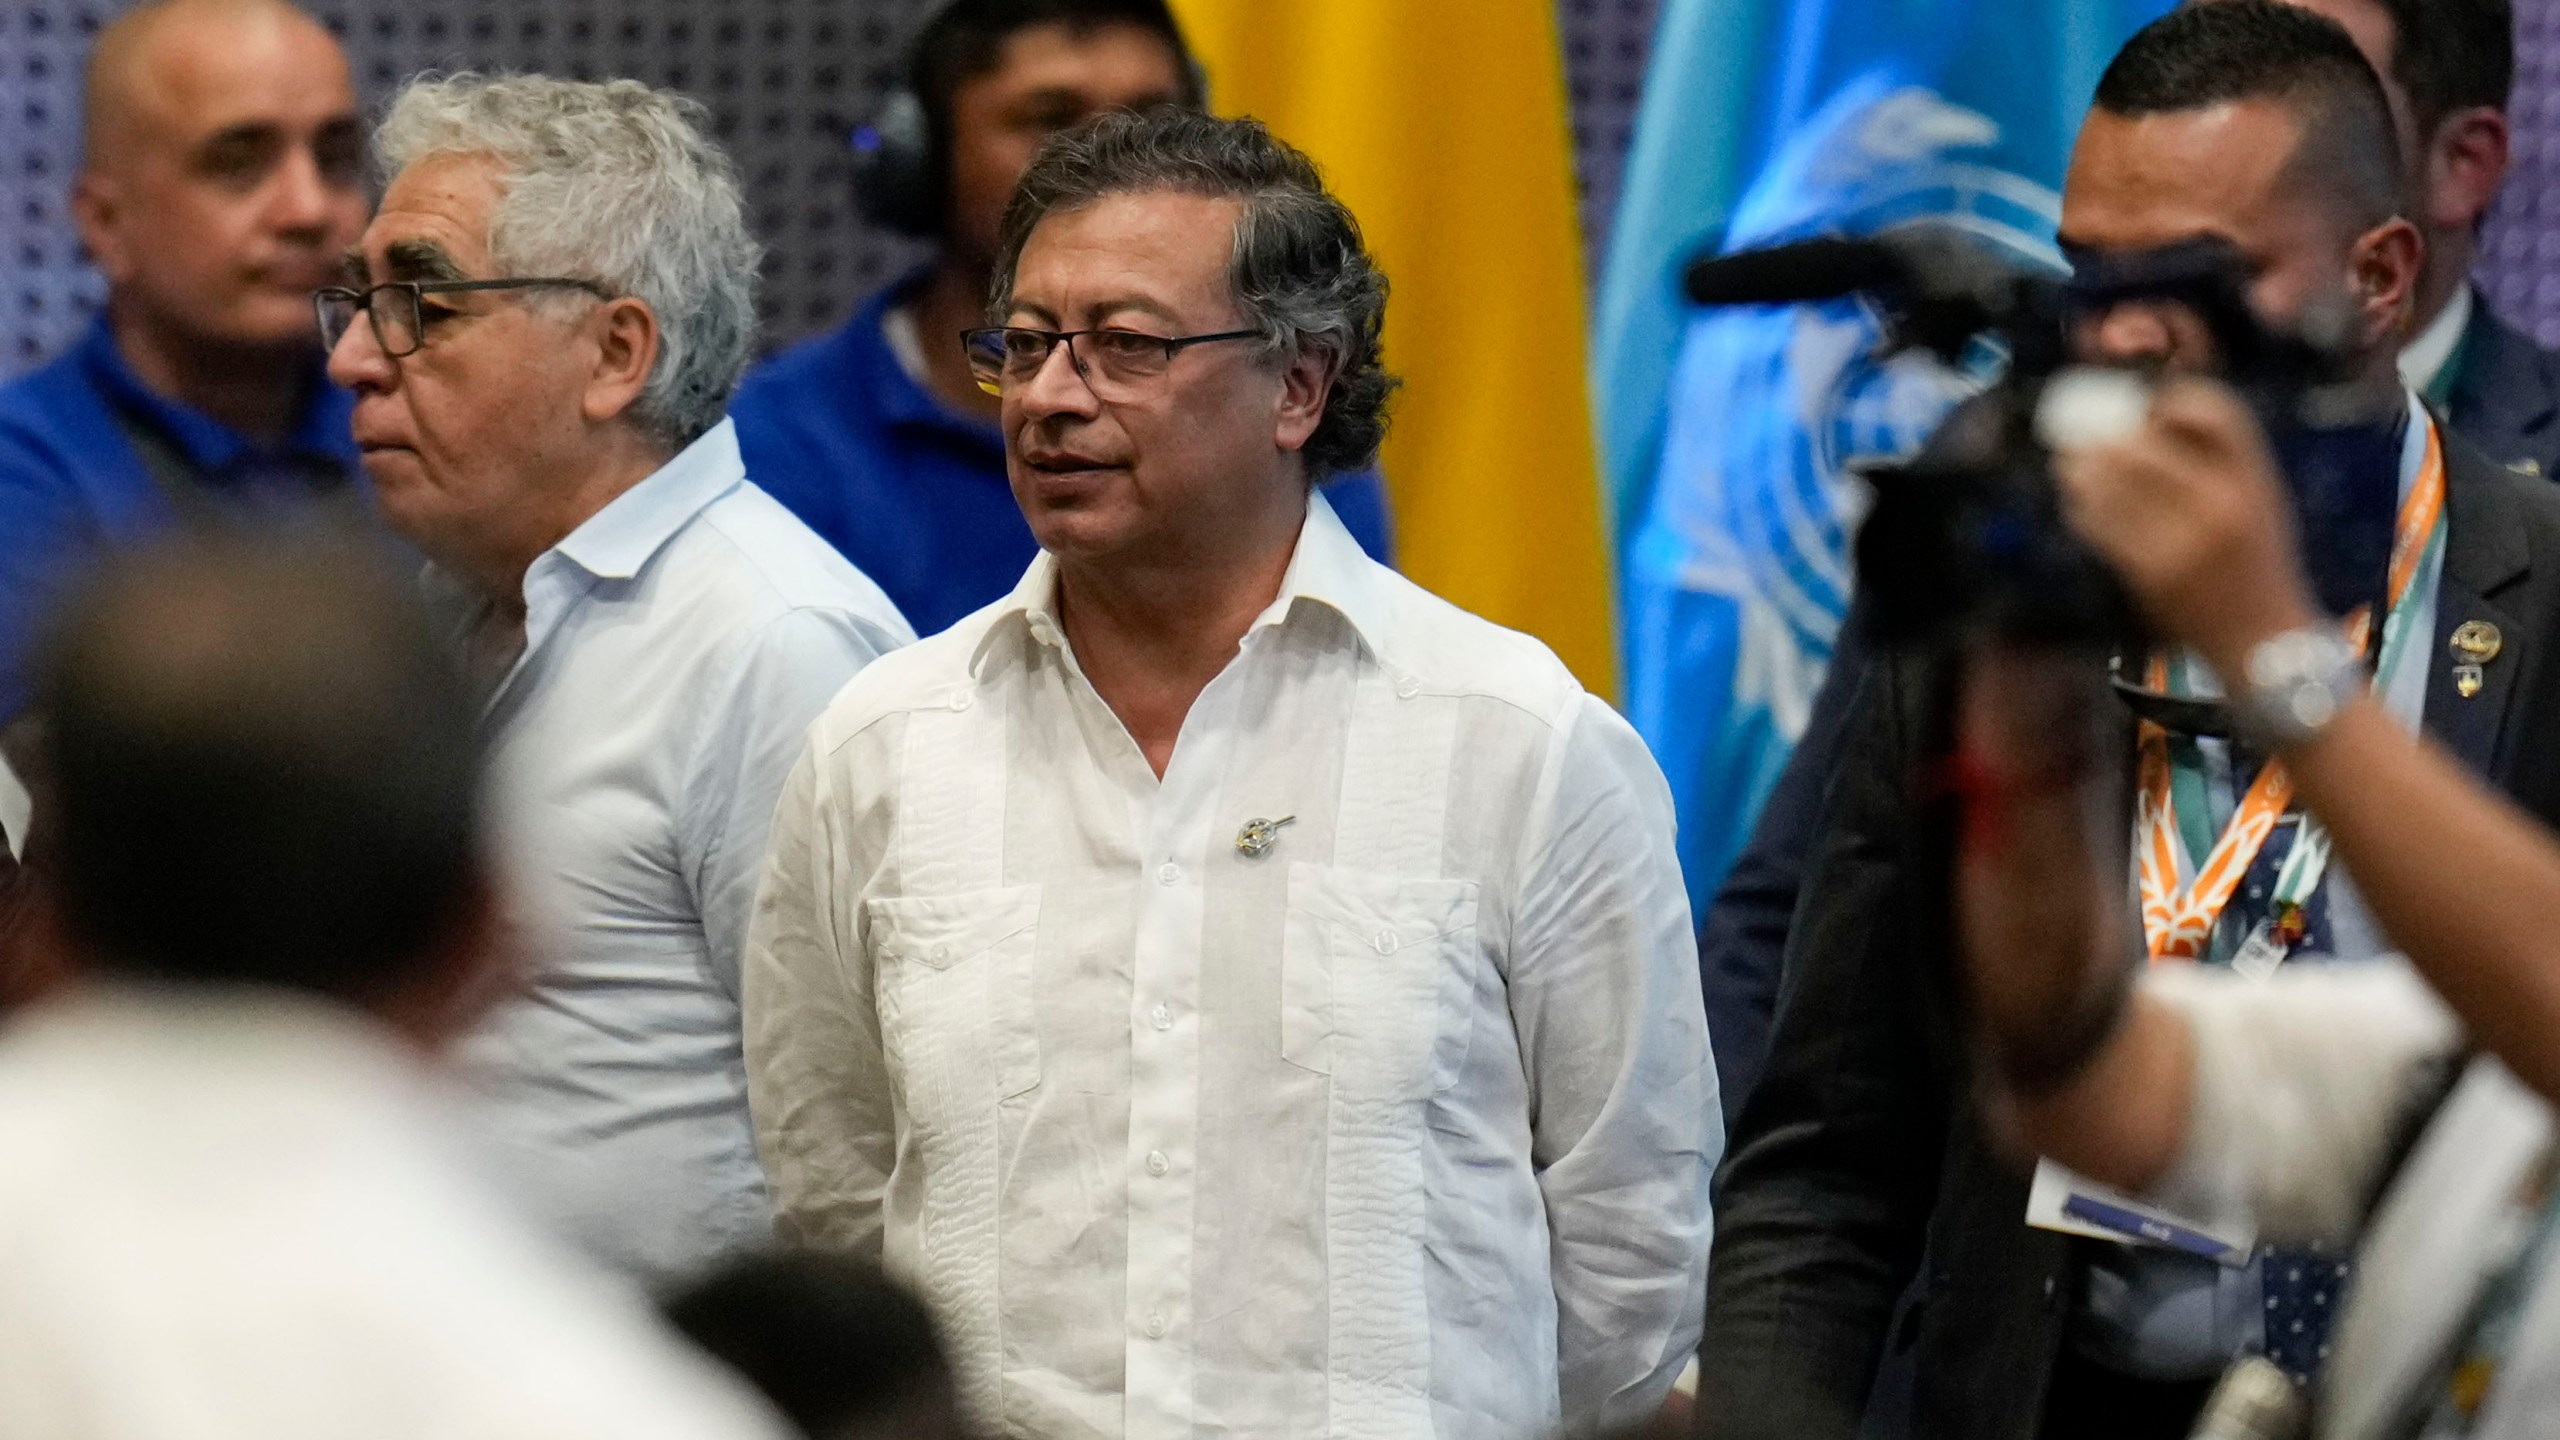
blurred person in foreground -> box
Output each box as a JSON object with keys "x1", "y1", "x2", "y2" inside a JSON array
[
  {"x1": 729, "y1": 0, "x2": 1391, "y2": 638},
  {"x1": 668, "y1": 1251, "x2": 968, "y2": 1440},
  {"x1": 745, "y1": 109, "x2": 1713, "y2": 1438},
  {"x1": 323, "y1": 73, "x2": 912, "y2": 1287},
  {"x1": 1958, "y1": 375, "x2": 2560, "y2": 1439},
  {"x1": 0, "y1": 537, "x2": 786, "y2": 1440},
  {"x1": 0, "y1": 0, "x2": 370, "y2": 757},
  {"x1": 1696, "y1": 5, "x2": 2560, "y2": 1438}
]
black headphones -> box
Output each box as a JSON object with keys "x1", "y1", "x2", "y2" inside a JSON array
[
  {"x1": 850, "y1": 83, "x2": 940, "y2": 239},
  {"x1": 849, "y1": 0, "x2": 1209, "y2": 240}
]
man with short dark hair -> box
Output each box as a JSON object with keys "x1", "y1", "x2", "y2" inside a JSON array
[
  {"x1": 0, "y1": 537, "x2": 788, "y2": 1439},
  {"x1": 1696, "y1": 6, "x2": 2560, "y2": 1439},
  {"x1": 2260, "y1": 0, "x2": 2558, "y2": 474},
  {"x1": 747, "y1": 108, "x2": 1712, "y2": 1438},
  {"x1": 0, "y1": 0, "x2": 370, "y2": 747},
  {"x1": 730, "y1": 0, "x2": 1391, "y2": 638}
]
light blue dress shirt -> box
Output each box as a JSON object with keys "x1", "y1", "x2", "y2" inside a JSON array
[{"x1": 449, "y1": 418, "x2": 913, "y2": 1286}]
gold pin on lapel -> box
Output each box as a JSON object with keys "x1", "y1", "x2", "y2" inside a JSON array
[
  {"x1": 1235, "y1": 815, "x2": 1296, "y2": 858},
  {"x1": 2453, "y1": 621, "x2": 2504, "y2": 664},
  {"x1": 2452, "y1": 621, "x2": 2504, "y2": 699}
]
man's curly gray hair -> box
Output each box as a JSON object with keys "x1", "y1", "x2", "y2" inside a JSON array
[
  {"x1": 992, "y1": 109, "x2": 1397, "y2": 479},
  {"x1": 374, "y1": 73, "x2": 761, "y2": 452}
]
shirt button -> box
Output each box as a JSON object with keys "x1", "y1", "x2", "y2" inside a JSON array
[
  {"x1": 1396, "y1": 676, "x2": 1422, "y2": 699},
  {"x1": 1150, "y1": 1003, "x2": 1173, "y2": 1031},
  {"x1": 947, "y1": 690, "x2": 974, "y2": 712},
  {"x1": 1146, "y1": 1150, "x2": 1170, "y2": 1176},
  {"x1": 1373, "y1": 929, "x2": 1400, "y2": 955},
  {"x1": 931, "y1": 944, "x2": 953, "y2": 963},
  {"x1": 1145, "y1": 1313, "x2": 1168, "y2": 1339},
  {"x1": 1157, "y1": 862, "x2": 1182, "y2": 885}
]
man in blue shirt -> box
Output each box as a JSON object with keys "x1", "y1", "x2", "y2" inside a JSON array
[
  {"x1": 0, "y1": 0, "x2": 369, "y2": 744},
  {"x1": 732, "y1": 0, "x2": 1392, "y2": 638}
]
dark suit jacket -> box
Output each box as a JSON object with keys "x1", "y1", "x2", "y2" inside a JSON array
[
  {"x1": 1698, "y1": 299, "x2": 2560, "y2": 1130},
  {"x1": 1700, "y1": 612, "x2": 1870, "y2": 1128},
  {"x1": 2447, "y1": 295, "x2": 2560, "y2": 482},
  {"x1": 1694, "y1": 421, "x2": 2560, "y2": 1440}
]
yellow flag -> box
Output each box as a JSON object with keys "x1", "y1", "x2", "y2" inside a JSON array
[{"x1": 1169, "y1": 0, "x2": 1619, "y2": 696}]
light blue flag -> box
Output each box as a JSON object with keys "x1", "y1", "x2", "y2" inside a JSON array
[{"x1": 1598, "y1": 0, "x2": 2172, "y2": 915}]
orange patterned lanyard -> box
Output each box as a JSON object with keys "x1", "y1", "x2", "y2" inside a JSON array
[{"x1": 2134, "y1": 422, "x2": 2446, "y2": 962}]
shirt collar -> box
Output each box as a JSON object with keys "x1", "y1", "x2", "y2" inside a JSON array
[
  {"x1": 75, "y1": 315, "x2": 356, "y2": 475},
  {"x1": 972, "y1": 490, "x2": 1401, "y2": 676},
  {"x1": 551, "y1": 418, "x2": 748, "y2": 581},
  {"x1": 2398, "y1": 286, "x2": 2474, "y2": 399}
]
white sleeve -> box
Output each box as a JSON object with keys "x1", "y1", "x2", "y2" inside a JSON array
[
  {"x1": 1507, "y1": 693, "x2": 1719, "y2": 1430},
  {"x1": 684, "y1": 607, "x2": 897, "y2": 1000},
  {"x1": 741, "y1": 728, "x2": 897, "y2": 1257},
  {"x1": 2143, "y1": 959, "x2": 2462, "y2": 1246}
]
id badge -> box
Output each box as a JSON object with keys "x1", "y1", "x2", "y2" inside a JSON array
[
  {"x1": 2027, "y1": 1160, "x2": 2258, "y2": 1266},
  {"x1": 2230, "y1": 922, "x2": 2289, "y2": 982}
]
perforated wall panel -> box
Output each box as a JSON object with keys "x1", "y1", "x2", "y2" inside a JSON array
[
  {"x1": 1559, "y1": 0, "x2": 1659, "y2": 272},
  {"x1": 0, "y1": 0, "x2": 938, "y2": 377},
  {"x1": 0, "y1": 0, "x2": 1668, "y2": 381},
  {"x1": 2482, "y1": 0, "x2": 2560, "y2": 345},
  {"x1": 14, "y1": 1, "x2": 2558, "y2": 380}
]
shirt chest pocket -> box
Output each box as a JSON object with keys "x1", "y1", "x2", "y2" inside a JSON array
[
  {"x1": 866, "y1": 886, "x2": 1044, "y2": 1126},
  {"x1": 1279, "y1": 864, "x2": 1481, "y2": 1105}
]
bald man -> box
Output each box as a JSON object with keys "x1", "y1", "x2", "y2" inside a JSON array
[{"x1": 0, "y1": 0, "x2": 370, "y2": 763}]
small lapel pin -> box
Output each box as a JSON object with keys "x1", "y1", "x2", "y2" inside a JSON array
[
  {"x1": 1235, "y1": 815, "x2": 1296, "y2": 858},
  {"x1": 2452, "y1": 621, "x2": 2504, "y2": 665},
  {"x1": 2452, "y1": 621, "x2": 2503, "y2": 699}
]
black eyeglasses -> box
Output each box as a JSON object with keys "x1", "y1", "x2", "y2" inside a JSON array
[
  {"x1": 961, "y1": 325, "x2": 1262, "y2": 399},
  {"x1": 314, "y1": 277, "x2": 615, "y2": 358}
]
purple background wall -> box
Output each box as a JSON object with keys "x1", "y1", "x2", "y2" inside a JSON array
[
  {"x1": 2482, "y1": 1, "x2": 2560, "y2": 341},
  {"x1": 0, "y1": 0, "x2": 2546, "y2": 379}
]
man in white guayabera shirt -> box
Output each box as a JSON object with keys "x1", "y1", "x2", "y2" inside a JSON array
[
  {"x1": 744, "y1": 108, "x2": 1717, "y2": 1439},
  {"x1": 322, "y1": 74, "x2": 912, "y2": 1286}
]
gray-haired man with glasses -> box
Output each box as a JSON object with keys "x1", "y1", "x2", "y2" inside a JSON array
[
  {"x1": 746, "y1": 108, "x2": 1713, "y2": 1438},
  {"x1": 325, "y1": 72, "x2": 912, "y2": 1287}
]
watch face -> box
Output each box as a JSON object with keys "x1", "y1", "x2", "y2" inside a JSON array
[
  {"x1": 2242, "y1": 628, "x2": 2363, "y2": 746},
  {"x1": 2287, "y1": 686, "x2": 2338, "y2": 731}
]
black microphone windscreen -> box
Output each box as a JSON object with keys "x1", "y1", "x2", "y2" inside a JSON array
[{"x1": 1682, "y1": 235, "x2": 1903, "y2": 308}]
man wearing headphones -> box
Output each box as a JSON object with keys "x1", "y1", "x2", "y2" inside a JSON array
[{"x1": 731, "y1": 0, "x2": 1393, "y2": 639}]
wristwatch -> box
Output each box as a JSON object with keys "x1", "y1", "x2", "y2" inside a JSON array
[{"x1": 2233, "y1": 627, "x2": 2366, "y2": 748}]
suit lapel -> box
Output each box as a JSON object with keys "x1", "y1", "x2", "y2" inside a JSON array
[
  {"x1": 2423, "y1": 421, "x2": 2534, "y2": 775},
  {"x1": 2423, "y1": 577, "x2": 2524, "y2": 775},
  {"x1": 2447, "y1": 296, "x2": 2560, "y2": 478}
]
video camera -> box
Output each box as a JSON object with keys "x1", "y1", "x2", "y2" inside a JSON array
[{"x1": 1683, "y1": 224, "x2": 2374, "y2": 650}]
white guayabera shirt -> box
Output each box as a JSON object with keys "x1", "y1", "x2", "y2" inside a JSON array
[{"x1": 746, "y1": 495, "x2": 1719, "y2": 1440}]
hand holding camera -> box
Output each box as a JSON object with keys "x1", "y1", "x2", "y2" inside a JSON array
[{"x1": 2048, "y1": 376, "x2": 2324, "y2": 683}]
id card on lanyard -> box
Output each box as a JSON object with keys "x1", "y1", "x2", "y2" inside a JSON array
[
  {"x1": 2134, "y1": 416, "x2": 2446, "y2": 970},
  {"x1": 2027, "y1": 406, "x2": 2449, "y2": 1257}
]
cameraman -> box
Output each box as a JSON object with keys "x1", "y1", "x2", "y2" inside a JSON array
[
  {"x1": 1956, "y1": 376, "x2": 2560, "y2": 1440},
  {"x1": 1695, "y1": 6, "x2": 2560, "y2": 1439}
]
